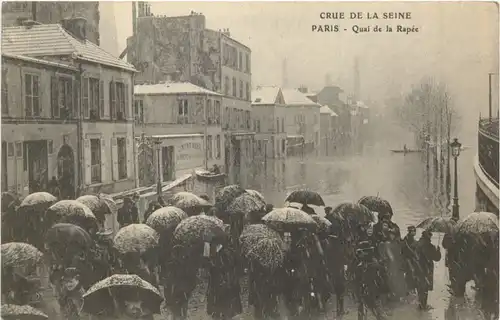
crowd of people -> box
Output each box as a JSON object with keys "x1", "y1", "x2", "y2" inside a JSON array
[{"x1": 1, "y1": 187, "x2": 498, "y2": 320}]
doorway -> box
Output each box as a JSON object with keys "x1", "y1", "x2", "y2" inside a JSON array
[
  {"x1": 57, "y1": 144, "x2": 75, "y2": 199},
  {"x1": 162, "y1": 146, "x2": 175, "y2": 181},
  {"x1": 24, "y1": 140, "x2": 48, "y2": 194}
]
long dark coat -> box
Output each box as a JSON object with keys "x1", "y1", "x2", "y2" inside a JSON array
[
  {"x1": 206, "y1": 246, "x2": 242, "y2": 319},
  {"x1": 415, "y1": 238, "x2": 441, "y2": 291},
  {"x1": 248, "y1": 262, "x2": 281, "y2": 319}
]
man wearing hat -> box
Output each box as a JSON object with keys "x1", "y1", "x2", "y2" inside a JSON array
[
  {"x1": 415, "y1": 230, "x2": 441, "y2": 310},
  {"x1": 402, "y1": 226, "x2": 418, "y2": 294},
  {"x1": 118, "y1": 197, "x2": 139, "y2": 229}
]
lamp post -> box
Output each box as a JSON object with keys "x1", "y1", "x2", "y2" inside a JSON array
[
  {"x1": 450, "y1": 138, "x2": 462, "y2": 221},
  {"x1": 154, "y1": 138, "x2": 162, "y2": 197}
]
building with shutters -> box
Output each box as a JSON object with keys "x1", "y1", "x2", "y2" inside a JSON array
[
  {"x1": 2, "y1": 19, "x2": 137, "y2": 197},
  {"x1": 251, "y1": 86, "x2": 288, "y2": 159},
  {"x1": 134, "y1": 82, "x2": 224, "y2": 187}
]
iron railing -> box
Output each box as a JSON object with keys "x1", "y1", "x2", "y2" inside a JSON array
[{"x1": 478, "y1": 117, "x2": 499, "y2": 188}]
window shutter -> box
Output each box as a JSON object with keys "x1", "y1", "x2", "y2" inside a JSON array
[
  {"x1": 100, "y1": 138, "x2": 107, "y2": 182},
  {"x1": 82, "y1": 78, "x2": 89, "y2": 119},
  {"x1": 51, "y1": 76, "x2": 59, "y2": 119},
  {"x1": 84, "y1": 138, "x2": 91, "y2": 185},
  {"x1": 111, "y1": 137, "x2": 118, "y2": 181},
  {"x1": 99, "y1": 80, "x2": 105, "y2": 119},
  {"x1": 124, "y1": 84, "x2": 129, "y2": 120},
  {"x1": 73, "y1": 79, "x2": 80, "y2": 119},
  {"x1": 126, "y1": 137, "x2": 132, "y2": 178},
  {"x1": 109, "y1": 81, "x2": 115, "y2": 119}
]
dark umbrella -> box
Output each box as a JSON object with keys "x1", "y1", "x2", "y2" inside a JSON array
[
  {"x1": 227, "y1": 193, "x2": 266, "y2": 217},
  {"x1": 82, "y1": 274, "x2": 163, "y2": 315},
  {"x1": 45, "y1": 200, "x2": 98, "y2": 232},
  {"x1": 358, "y1": 195, "x2": 394, "y2": 217},
  {"x1": 1, "y1": 304, "x2": 48, "y2": 320},
  {"x1": 145, "y1": 206, "x2": 188, "y2": 235},
  {"x1": 417, "y1": 217, "x2": 457, "y2": 234},
  {"x1": 173, "y1": 215, "x2": 226, "y2": 247},
  {"x1": 44, "y1": 223, "x2": 94, "y2": 256},
  {"x1": 215, "y1": 185, "x2": 247, "y2": 212},
  {"x1": 262, "y1": 207, "x2": 317, "y2": 232},
  {"x1": 1, "y1": 242, "x2": 43, "y2": 271},
  {"x1": 285, "y1": 190, "x2": 325, "y2": 206},
  {"x1": 113, "y1": 224, "x2": 160, "y2": 255},
  {"x1": 326, "y1": 202, "x2": 374, "y2": 228},
  {"x1": 456, "y1": 212, "x2": 499, "y2": 235}
]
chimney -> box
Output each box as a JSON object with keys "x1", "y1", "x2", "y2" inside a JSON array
[
  {"x1": 61, "y1": 17, "x2": 87, "y2": 41},
  {"x1": 298, "y1": 86, "x2": 308, "y2": 94}
]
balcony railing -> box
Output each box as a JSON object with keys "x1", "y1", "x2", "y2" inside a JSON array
[{"x1": 478, "y1": 117, "x2": 499, "y2": 188}]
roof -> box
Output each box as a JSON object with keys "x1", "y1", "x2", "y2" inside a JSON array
[
  {"x1": 2, "y1": 24, "x2": 136, "y2": 72},
  {"x1": 320, "y1": 105, "x2": 338, "y2": 116},
  {"x1": 252, "y1": 87, "x2": 280, "y2": 105},
  {"x1": 282, "y1": 88, "x2": 321, "y2": 107},
  {"x1": 2, "y1": 53, "x2": 77, "y2": 71},
  {"x1": 151, "y1": 134, "x2": 204, "y2": 139},
  {"x1": 356, "y1": 101, "x2": 370, "y2": 109},
  {"x1": 134, "y1": 82, "x2": 221, "y2": 96}
]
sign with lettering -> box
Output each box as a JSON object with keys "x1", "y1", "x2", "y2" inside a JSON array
[{"x1": 176, "y1": 138, "x2": 204, "y2": 171}]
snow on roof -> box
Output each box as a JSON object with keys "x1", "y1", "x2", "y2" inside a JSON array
[
  {"x1": 134, "y1": 82, "x2": 221, "y2": 96},
  {"x1": 320, "y1": 105, "x2": 338, "y2": 116},
  {"x1": 2, "y1": 53, "x2": 77, "y2": 71},
  {"x1": 282, "y1": 88, "x2": 321, "y2": 107},
  {"x1": 252, "y1": 87, "x2": 281, "y2": 105},
  {"x1": 356, "y1": 101, "x2": 370, "y2": 109},
  {"x1": 2, "y1": 24, "x2": 136, "y2": 72}
]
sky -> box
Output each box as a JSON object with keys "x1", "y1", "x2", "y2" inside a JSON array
[{"x1": 99, "y1": 1, "x2": 499, "y2": 141}]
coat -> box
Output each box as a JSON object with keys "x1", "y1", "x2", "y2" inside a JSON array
[
  {"x1": 117, "y1": 204, "x2": 139, "y2": 227},
  {"x1": 248, "y1": 263, "x2": 281, "y2": 319},
  {"x1": 415, "y1": 238, "x2": 441, "y2": 291}
]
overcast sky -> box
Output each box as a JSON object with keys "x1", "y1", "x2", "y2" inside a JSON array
[{"x1": 99, "y1": 1, "x2": 498, "y2": 139}]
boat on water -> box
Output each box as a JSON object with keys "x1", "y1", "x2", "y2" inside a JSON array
[{"x1": 195, "y1": 169, "x2": 227, "y2": 181}]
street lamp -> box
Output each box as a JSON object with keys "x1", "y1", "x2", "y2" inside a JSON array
[
  {"x1": 450, "y1": 138, "x2": 462, "y2": 221},
  {"x1": 154, "y1": 138, "x2": 162, "y2": 197}
]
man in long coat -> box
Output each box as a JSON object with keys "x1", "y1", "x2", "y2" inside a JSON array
[{"x1": 415, "y1": 230, "x2": 441, "y2": 310}]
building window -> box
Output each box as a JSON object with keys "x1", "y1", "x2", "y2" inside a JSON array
[
  {"x1": 207, "y1": 135, "x2": 213, "y2": 159},
  {"x1": 245, "y1": 53, "x2": 250, "y2": 73},
  {"x1": 281, "y1": 118, "x2": 285, "y2": 132},
  {"x1": 89, "y1": 78, "x2": 100, "y2": 119},
  {"x1": 232, "y1": 77, "x2": 237, "y2": 97},
  {"x1": 2, "y1": 68, "x2": 8, "y2": 116},
  {"x1": 239, "y1": 80, "x2": 243, "y2": 99},
  {"x1": 239, "y1": 52, "x2": 243, "y2": 71},
  {"x1": 245, "y1": 111, "x2": 251, "y2": 130},
  {"x1": 245, "y1": 82, "x2": 250, "y2": 101},
  {"x1": 224, "y1": 76, "x2": 230, "y2": 95},
  {"x1": 24, "y1": 73, "x2": 40, "y2": 117},
  {"x1": 134, "y1": 100, "x2": 144, "y2": 124},
  {"x1": 178, "y1": 99, "x2": 188, "y2": 124},
  {"x1": 224, "y1": 106, "x2": 229, "y2": 129},
  {"x1": 90, "y1": 139, "x2": 101, "y2": 183},
  {"x1": 216, "y1": 135, "x2": 221, "y2": 159},
  {"x1": 117, "y1": 138, "x2": 127, "y2": 179},
  {"x1": 207, "y1": 99, "x2": 213, "y2": 124},
  {"x1": 110, "y1": 81, "x2": 127, "y2": 120},
  {"x1": 214, "y1": 100, "x2": 221, "y2": 124},
  {"x1": 52, "y1": 77, "x2": 73, "y2": 120}
]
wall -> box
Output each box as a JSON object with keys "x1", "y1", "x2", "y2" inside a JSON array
[
  {"x1": 285, "y1": 105, "x2": 320, "y2": 147},
  {"x1": 222, "y1": 96, "x2": 252, "y2": 131},
  {"x1": 252, "y1": 104, "x2": 287, "y2": 158},
  {"x1": 1, "y1": 2, "x2": 100, "y2": 45},
  {"x1": 1, "y1": 57, "x2": 79, "y2": 196},
  {"x1": 157, "y1": 135, "x2": 205, "y2": 178}
]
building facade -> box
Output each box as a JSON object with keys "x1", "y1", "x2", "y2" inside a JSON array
[
  {"x1": 127, "y1": 12, "x2": 254, "y2": 186},
  {"x1": 1, "y1": 1, "x2": 100, "y2": 45},
  {"x1": 282, "y1": 88, "x2": 321, "y2": 155},
  {"x1": 2, "y1": 20, "x2": 137, "y2": 197},
  {"x1": 134, "y1": 82, "x2": 224, "y2": 187},
  {"x1": 251, "y1": 86, "x2": 287, "y2": 159},
  {"x1": 319, "y1": 105, "x2": 339, "y2": 156}
]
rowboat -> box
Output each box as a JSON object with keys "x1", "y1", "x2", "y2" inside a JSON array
[{"x1": 195, "y1": 170, "x2": 227, "y2": 181}]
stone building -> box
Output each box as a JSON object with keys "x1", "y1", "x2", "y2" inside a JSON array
[
  {"x1": 2, "y1": 19, "x2": 137, "y2": 197},
  {"x1": 127, "y1": 12, "x2": 254, "y2": 186},
  {"x1": 1, "y1": 1, "x2": 100, "y2": 45}
]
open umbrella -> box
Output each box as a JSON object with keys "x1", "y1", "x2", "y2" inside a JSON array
[
  {"x1": 1, "y1": 304, "x2": 48, "y2": 320},
  {"x1": 243, "y1": 236, "x2": 285, "y2": 271},
  {"x1": 240, "y1": 224, "x2": 282, "y2": 255},
  {"x1": 311, "y1": 215, "x2": 332, "y2": 237},
  {"x1": 82, "y1": 274, "x2": 163, "y2": 315},
  {"x1": 45, "y1": 200, "x2": 98, "y2": 232},
  {"x1": 173, "y1": 215, "x2": 226, "y2": 247},
  {"x1": 227, "y1": 193, "x2": 266, "y2": 217},
  {"x1": 76, "y1": 194, "x2": 114, "y2": 223},
  {"x1": 1, "y1": 242, "x2": 43, "y2": 270},
  {"x1": 169, "y1": 192, "x2": 211, "y2": 215},
  {"x1": 285, "y1": 190, "x2": 325, "y2": 206},
  {"x1": 18, "y1": 192, "x2": 57, "y2": 210},
  {"x1": 262, "y1": 207, "x2": 317, "y2": 232},
  {"x1": 215, "y1": 185, "x2": 247, "y2": 212},
  {"x1": 45, "y1": 223, "x2": 94, "y2": 261},
  {"x1": 326, "y1": 202, "x2": 374, "y2": 227},
  {"x1": 358, "y1": 196, "x2": 393, "y2": 217},
  {"x1": 417, "y1": 217, "x2": 457, "y2": 234},
  {"x1": 113, "y1": 224, "x2": 160, "y2": 255},
  {"x1": 245, "y1": 189, "x2": 265, "y2": 202},
  {"x1": 456, "y1": 212, "x2": 499, "y2": 235},
  {"x1": 145, "y1": 206, "x2": 188, "y2": 235}
]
